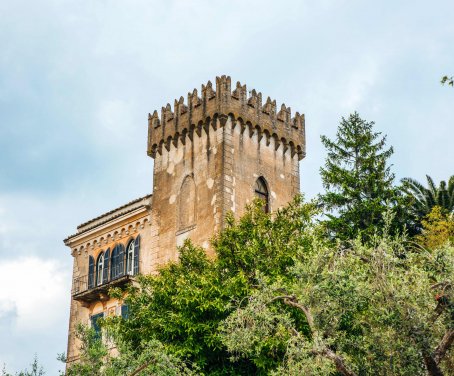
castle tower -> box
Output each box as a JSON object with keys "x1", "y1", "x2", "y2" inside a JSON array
[
  {"x1": 147, "y1": 75, "x2": 306, "y2": 265},
  {"x1": 63, "y1": 76, "x2": 305, "y2": 366}
]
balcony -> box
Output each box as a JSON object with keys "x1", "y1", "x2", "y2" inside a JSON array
[{"x1": 72, "y1": 262, "x2": 142, "y2": 304}]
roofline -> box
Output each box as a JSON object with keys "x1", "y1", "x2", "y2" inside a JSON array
[{"x1": 64, "y1": 194, "x2": 152, "y2": 243}]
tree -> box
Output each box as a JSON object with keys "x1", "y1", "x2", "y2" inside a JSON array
[
  {"x1": 416, "y1": 206, "x2": 454, "y2": 250},
  {"x1": 68, "y1": 198, "x2": 454, "y2": 375},
  {"x1": 1, "y1": 356, "x2": 45, "y2": 376},
  {"x1": 67, "y1": 198, "x2": 319, "y2": 375},
  {"x1": 62, "y1": 325, "x2": 197, "y2": 376},
  {"x1": 221, "y1": 212, "x2": 454, "y2": 375},
  {"x1": 402, "y1": 175, "x2": 454, "y2": 229},
  {"x1": 319, "y1": 112, "x2": 406, "y2": 242}
]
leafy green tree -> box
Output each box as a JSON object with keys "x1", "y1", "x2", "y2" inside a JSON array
[
  {"x1": 67, "y1": 199, "x2": 454, "y2": 375},
  {"x1": 62, "y1": 325, "x2": 197, "y2": 376},
  {"x1": 221, "y1": 213, "x2": 454, "y2": 376},
  {"x1": 402, "y1": 175, "x2": 454, "y2": 229},
  {"x1": 319, "y1": 112, "x2": 406, "y2": 241},
  {"x1": 68, "y1": 197, "x2": 318, "y2": 375}
]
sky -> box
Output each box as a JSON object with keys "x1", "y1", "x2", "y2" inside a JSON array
[{"x1": 0, "y1": 0, "x2": 453, "y2": 373}]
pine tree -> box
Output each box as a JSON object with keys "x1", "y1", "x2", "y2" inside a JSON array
[{"x1": 319, "y1": 112, "x2": 403, "y2": 242}]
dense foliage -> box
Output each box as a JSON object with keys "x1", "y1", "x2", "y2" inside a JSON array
[
  {"x1": 221, "y1": 212, "x2": 454, "y2": 376},
  {"x1": 99, "y1": 198, "x2": 318, "y2": 375},
  {"x1": 64, "y1": 197, "x2": 453, "y2": 376}
]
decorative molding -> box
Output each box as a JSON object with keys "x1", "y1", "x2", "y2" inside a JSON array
[{"x1": 66, "y1": 217, "x2": 150, "y2": 253}]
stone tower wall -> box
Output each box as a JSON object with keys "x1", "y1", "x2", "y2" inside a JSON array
[{"x1": 148, "y1": 76, "x2": 305, "y2": 265}]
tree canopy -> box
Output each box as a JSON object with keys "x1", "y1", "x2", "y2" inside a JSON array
[{"x1": 65, "y1": 198, "x2": 454, "y2": 376}]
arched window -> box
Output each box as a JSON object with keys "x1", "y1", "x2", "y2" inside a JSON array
[
  {"x1": 254, "y1": 177, "x2": 269, "y2": 213},
  {"x1": 96, "y1": 252, "x2": 104, "y2": 286},
  {"x1": 179, "y1": 175, "x2": 196, "y2": 229},
  {"x1": 111, "y1": 246, "x2": 119, "y2": 280},
  {"x1": 110, "y1": 244, "x2": 125, "y2": 280}
]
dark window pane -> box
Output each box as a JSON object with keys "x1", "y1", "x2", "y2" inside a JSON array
[
  {"x1": 121, "y1": 305, "x2": 129, "y2": 320},
  {"x1": 90, "y1": 312, "x2": 104, "y2": 340},
  {"x1": 254, "y1": 177, "x2": 269, "y2": 213}
]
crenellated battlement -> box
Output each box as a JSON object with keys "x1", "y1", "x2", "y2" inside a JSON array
[{"x1": 147, "y1": 75, "x2": 306, "y2": 160}]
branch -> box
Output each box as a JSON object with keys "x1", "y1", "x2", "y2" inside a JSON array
[
  {"x1": 129, "y1": 360, "x2": 154, "y2": 376},
  {"x1": 434, "y1": 329, "x2": 454, "y2": 364},
  {"x1": 269, "y1": 295, "x2": 315, "y2": 332},
  {"x1": 271, "y1": 295, "x2": 356, "y2": 376},
  {"x1": 422, "y1": 353, "x2": 444, "y2": 376},
  {"x1": 317, "y1": 348, "x2": 358, "y2": 376},
  {"x1": 282, "y1": 297, "x2": 315, "y2": 332},
  {"x1": 269, "y1": 294, "x2": 294, "y2": 303}
]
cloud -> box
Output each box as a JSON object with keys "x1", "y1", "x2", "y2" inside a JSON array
[
  {"x1": 0, "y1": 256, "x2": 69, "y2": 375},
  {"x1": 0, "y1": 256, "x2": 70, "y2": 332}
]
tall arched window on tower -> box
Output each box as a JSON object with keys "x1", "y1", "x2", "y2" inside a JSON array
[
  {"x1": 179, "y1": 175, "x2": 196, "y2": 230},
  {"x1": 254, "y1": 177, "x2": 269, "y2": 213},
  {"x1": 96, "y1": 252, "x2": 104, "y2": 286}
]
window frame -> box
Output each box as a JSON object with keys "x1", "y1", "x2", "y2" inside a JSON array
[
  {"x1": 126, "y1": 240, "x2": 135, "y2": 276},
  {"x1": 96, "y1": 252, "x2": 104, "y2": 286},
  {"x1": 254, "y1": 177, "x2": 270, "y2": 213},
  {"x1": 90, "y1": 312, "x2": 104, "y2": 340}
]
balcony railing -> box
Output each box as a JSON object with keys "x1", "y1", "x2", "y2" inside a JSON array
[{"x1": 72, "y1": 261, "x2": 142, "y2": 303}]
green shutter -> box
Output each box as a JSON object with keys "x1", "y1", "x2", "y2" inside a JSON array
[
  {"x1": 103, "y1": 248, "x2": 110, "y2": 283},
  {"x1": 134, "y1": 235, "x2": 140, "y2": 275},
  {"x1": 118, "y1": 244, "x2": 125, "y2": 276},
  {"x1": 88, "y1": 256, "x2": 95, "y2": 289}
]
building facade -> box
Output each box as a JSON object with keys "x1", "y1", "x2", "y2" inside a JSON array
[{"x1": 63, "y1": 76, "x2": 306, "y2": 364}]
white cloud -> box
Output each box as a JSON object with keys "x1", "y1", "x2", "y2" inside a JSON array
[{"x1": 0, "y1": 256, "x2": 70, "y2": 332}]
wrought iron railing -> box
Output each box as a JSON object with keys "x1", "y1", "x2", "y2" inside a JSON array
[{"x1": 72, "y1": 261, "x2": 142, "y2": 297}]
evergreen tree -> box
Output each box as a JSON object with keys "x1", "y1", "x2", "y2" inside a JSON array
[{"x1": 319, "y1": 112, "x2": 404, "y2": 242}]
